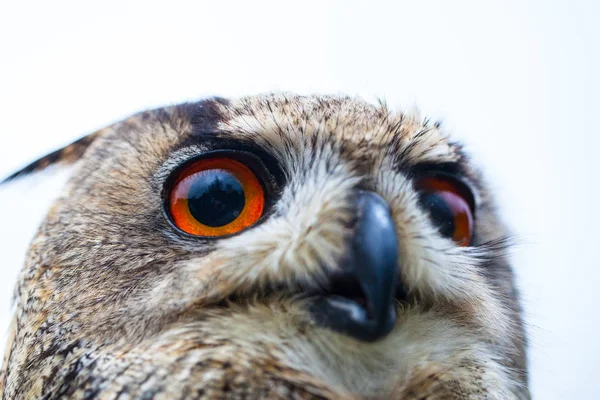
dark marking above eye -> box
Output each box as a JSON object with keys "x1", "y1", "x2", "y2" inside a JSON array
[{"x1": 410, "y1": 162, "x2": 467, "y2": 181}]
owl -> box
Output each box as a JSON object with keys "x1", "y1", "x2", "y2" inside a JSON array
[{"x1": 0, "y1": 94, "x2": 528, "y2": 399}]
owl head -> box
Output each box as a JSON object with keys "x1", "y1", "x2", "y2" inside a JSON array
[{"x1": 1, "y1": 94, "x2": 528, "y2": 399}]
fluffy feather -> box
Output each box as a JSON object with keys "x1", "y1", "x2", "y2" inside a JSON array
[{"x1": 0, "y1": 94, "x2": 528, "y2": 399}]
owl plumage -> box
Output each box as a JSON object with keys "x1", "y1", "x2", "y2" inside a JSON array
[{"x1": 0, "y1": 94, "x2": 528, "y2": 399}]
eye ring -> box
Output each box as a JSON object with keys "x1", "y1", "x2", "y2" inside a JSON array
[
  {"x1": 415, "y1": 174, "x2": 475, "y2": 246},
  {"x1": 164, "y1": 152, "x2": 267, "y2": 237}
]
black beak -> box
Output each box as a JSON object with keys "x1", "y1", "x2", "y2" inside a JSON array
[{"x1": 311, "y1": 190, "x2": 399, "y2": 342}]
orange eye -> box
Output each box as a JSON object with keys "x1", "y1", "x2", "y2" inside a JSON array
[
  {"x1": 416, "y1": 176, "x2": 474, "y2": 246},
  {"x1": 168, "y1": 157, "x2": 265, "y2": 237}
]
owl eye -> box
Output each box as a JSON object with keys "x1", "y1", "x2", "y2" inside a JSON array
[
  {"x1": 416, "y1": 175, "x2": 474, "y2": 246},
  {"x1": 167, "y1": 156, "x2": 265, "y2": 237}
]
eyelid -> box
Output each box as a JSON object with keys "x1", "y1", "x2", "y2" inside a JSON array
[
  {"x1": 165, "y1": 149, "x2": 279, "y2": 195},
  {"x1": 413, "y1": 170, "x2": 478, "y2": 212},
  {"x1": 172, "y1": 137, "x2": 286, "y2": 186}
]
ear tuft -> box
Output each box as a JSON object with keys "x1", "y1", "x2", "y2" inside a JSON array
[{"x1": 1, "y1": 131, "x2": 101, "y2": 184}]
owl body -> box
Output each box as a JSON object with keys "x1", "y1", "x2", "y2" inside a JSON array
[{"x1": 0, "y1": 94, "x2": 528, "y2": 399}]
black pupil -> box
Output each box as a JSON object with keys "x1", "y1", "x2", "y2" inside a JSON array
[
  {"x1": 187, "y1": 170, "x2": 246, "y2": 227},
  {"x1": 418, "y1": 192, "x2": 455, "y2": 238}
]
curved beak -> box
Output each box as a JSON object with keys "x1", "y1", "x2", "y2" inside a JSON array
[{"x1": 311, "y1": 190, "x2": 399, "y2": 342}]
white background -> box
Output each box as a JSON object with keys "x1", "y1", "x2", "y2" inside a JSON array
[{"x1": 0, "y1": 1, "x2": 598, "y2": 398}]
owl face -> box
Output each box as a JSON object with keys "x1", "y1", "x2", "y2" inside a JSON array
[{"x1": 1, "y1": 94, "x2": 528, "y2": 399}]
